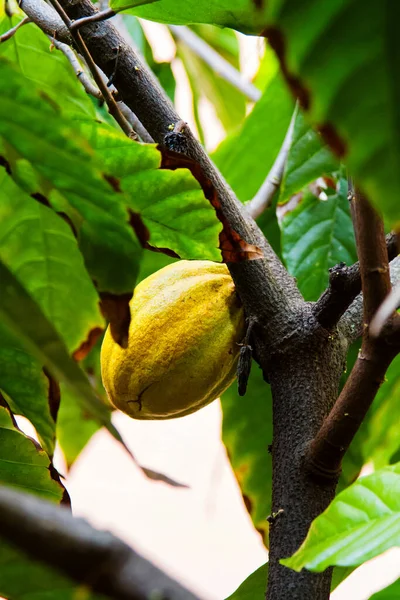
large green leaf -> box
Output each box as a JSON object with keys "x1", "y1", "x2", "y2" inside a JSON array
[
  {"x1": 0, "y1": 325, "x2": 55, "y2": 456},
  {"x1": 221, "y1": 365, "x2": 272, "y2": 546},
  {"x1": 0, "y1": 172, "x2": 103, "y2": 354},
  {"x1": 82, "y1": 121, "x2": 221, "y2": 261},
  {"x1": 279, "y1": 105, "x2": 339, "y2": 204},
  {"x1": 0, "y1": 406, "x2": 62, "y2": 502},
  {"x1": 281, "y1": 178, "x2": 357, "y2": 301},
  {"x1": 264, "y1": 0, "x2": 400, "y2": 226},
  {"x1": 369, "y1": 579, "x2": 400, "y2": 600},
  {"x1": 282, "y1": 462, "x2": 400, "y2": 573},
  {"x1": 0, "y1": 260, "x2": 112, "y2": 428},
  {"x1": 112, "y1": 0, "x2": 268, "y2": 33},
  {"x1": 0, "y1": 12, "x2": 95, "y2": 118},
  {"x1": 0, "y1": 57, "x2": 141, "y2": 294},
  {"x1": 213, "y1": 73, "x2": 294, "y2": 202}
]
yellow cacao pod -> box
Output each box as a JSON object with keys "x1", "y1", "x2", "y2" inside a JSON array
[{"x1": 100, "y1": 260, "x2": 245, "y2": 419}]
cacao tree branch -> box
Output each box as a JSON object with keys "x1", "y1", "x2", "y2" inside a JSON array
[
  {"x1": 314, "y1": 232, "x2": 399, "y2": 331},
  {"x1": 0, "y1": 486, "x2": 203, "y2": 600},
  {"x1": 307, "y1": 191, "x2": 400, "y2": 480},
  {"x1": 20, "y1": 0, "x2": 303, "y2": 344}
]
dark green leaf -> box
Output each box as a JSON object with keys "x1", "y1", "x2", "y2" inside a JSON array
[
  {"x1": 281, "y1": 179, "x2": 357, "y2": 301},
  {"x1": 279, "y1": 105, "x2": 339, "y2": 204},
  {"x1": 265, "y1": 0, "x2": 400, "y2": 225},
  {"x1": 221, "y1": 365, "x2": 272, "y2": 546}
]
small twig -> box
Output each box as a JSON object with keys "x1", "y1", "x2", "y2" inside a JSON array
[
  {"x1": 0, "y1": 16, "x2": 31, "y2": 43},
  {"x1": 49, "y1": 36, "x2": 102, "y2": 98},
  {"x1": 0, "y1": 485, "x2": 203, "y2": 600},
  {"x1": 314, "y1": 233, "x2": 399, "y2": 330},
  {"x1": 69, "y1": 7, "x2": 115, "y2": 31},
  {"x1": 308, "y1": 190, "x2": 400, "y2": 480},
  {"x1": 47, "y1": 0, "x2": 137, "y2": 139},
  {"x1": 246, "y1": 106, "x2": 297, "y2": 219},
  {"x1": 169, "y1": 25, "x2": 261, "y2": 103}
]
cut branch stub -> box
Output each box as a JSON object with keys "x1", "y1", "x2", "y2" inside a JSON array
[{"x1": 159, "y1": 147, "x2": 264, "y2": 263}]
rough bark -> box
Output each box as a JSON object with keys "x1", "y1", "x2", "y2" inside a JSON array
[{"x1": 265, "y1": 303, "x2": 347, "y2": 599}]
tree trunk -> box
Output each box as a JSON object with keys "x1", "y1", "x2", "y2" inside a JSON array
[{"x1": 265, "y1": 304, "x2": 346, "y2": 600}]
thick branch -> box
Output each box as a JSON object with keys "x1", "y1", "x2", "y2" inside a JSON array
[
  {"x1": 314, "y1": 233, "x2": 399, "y2": 330},
  {"x1": 308, "y1": 192, "x2": 400, "y2": 479},
  {"x1": 0, "y1": 486, "x2": 203, "y2": 600}
]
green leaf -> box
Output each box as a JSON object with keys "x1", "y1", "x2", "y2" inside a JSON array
[
  {"x1": 281, "y1": 462, "x2": 400, "y2": 573},
  {"x1": 265, "y1": 0, "x2": 400, "y2": 225},
  {"x1": 113, "y1": 0, "x2": 268, "y2": 34},
  {"x1": 281, "y1": 179, "x2": 357, "y2": 301},
  {"x1": 0, "y1": 406, "x2": 62, "y2": 502},
  {"x1": 0, "y1": 260, "x2": 112, "y2": 429},
  {"x1": 57, "y1": 383, "x2": 101, "y2": 469},
  {"x1": 221, "y1": 366, "x2": 272, "y2": 546},
  {"x1": 0, "y1": 13, "x2": 95, "y2": 118},
  {"x1": 369, "y1": 579, "x2": 400, "y2": 600},
  {"x1": 0, "y1": 325, "x2": 55, "y2": 456},
  {"x1": 176, "y1": 25, "x2": 246, "y2": 135},
  {"x1": 0, "y1": 171, "x2": 103, "y2": 354},
  {"x1": 82, "y1": 121, "x2": 221, "y2": 261},
  {"x1": 213, "y1": 73, "x2": 294, "y2": 202},
  {"x1": 279, "y1": 105, "x2": 339, "y2": 204},
  {"x1": 0, "y1": 57, "x2": 141, "y2": 294},
  {"x1": 225, "y1": 563, "x2": 268, "y2": 600}
]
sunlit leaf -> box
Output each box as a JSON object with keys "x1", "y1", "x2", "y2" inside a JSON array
[
  {"x1": 213, "y1": 73, "x2": 294, "y2": 202},
  {"x1": 282, "y1": 462, "x2": 400, "y2": 572}
]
